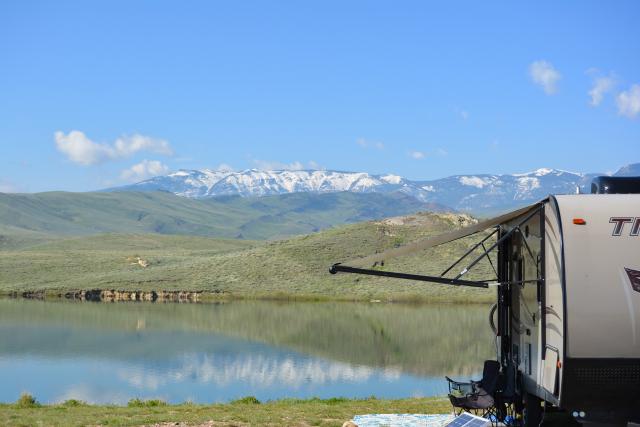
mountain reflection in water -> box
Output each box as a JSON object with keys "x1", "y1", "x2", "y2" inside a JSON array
[{"x1": 0, "y1": 299, "x2": 493, "y2": 404}]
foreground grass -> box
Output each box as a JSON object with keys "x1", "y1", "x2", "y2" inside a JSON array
[{"x1": 0, "y1": 396, "x2": 451, "y2": 427}]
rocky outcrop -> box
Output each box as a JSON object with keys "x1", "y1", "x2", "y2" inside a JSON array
[
  {"x1": 62, "y1": 289, "x2": 202, "y2": 302},
  {"x1": 17, "y1": 290, "x2": 46, "y2": 300}
]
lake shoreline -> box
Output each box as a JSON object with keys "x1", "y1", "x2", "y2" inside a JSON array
[{"x1": 1, "y1": 288, "x2": 494, "y2": 304}]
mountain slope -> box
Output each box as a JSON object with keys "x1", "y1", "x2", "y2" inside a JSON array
[
  {"x1": 416, "y1": 168, "x2": 598, "y2": 214},
  {"x1": 0, "y1": 191, "x2": 447, "y2": 248},
  {"x1": 107, "y1": 164, "x2": 638, "y2": 214}
]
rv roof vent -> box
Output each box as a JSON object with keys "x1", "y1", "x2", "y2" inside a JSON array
[{"x1": 591, "y1": 176, "x2": 640, "y2": 194}]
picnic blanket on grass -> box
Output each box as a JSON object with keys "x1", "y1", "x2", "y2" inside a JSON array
[{"x1": 351, "y1": 413, "x2": 455, "y2": 427}]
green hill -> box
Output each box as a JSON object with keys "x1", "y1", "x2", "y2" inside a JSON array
[
  {"x1": 0, "y1": 191, "x2": 444, "y2": 248},
  {"x1": 0, "y1": 212, "x2": 495, "y2": 302}
]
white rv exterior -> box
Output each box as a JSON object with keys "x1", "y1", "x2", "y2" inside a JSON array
[
  {"x1": 500, "y1": 194, "x2": 640, "y2": 422},
  {"x1": 558, "y1": 194, "x2": 640, "y2": 359}
]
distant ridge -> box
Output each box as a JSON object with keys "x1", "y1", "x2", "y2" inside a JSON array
[
  {"x1": 107, "y1": 163, "x2": 638, "y2": 214},
  {"x1": 0, "y1": 191, "x2": 447, "y2": 248}
]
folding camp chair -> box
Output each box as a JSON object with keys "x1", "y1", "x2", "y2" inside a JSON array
[{"x1": 446, "y1": 360, "x2": 500, "y2": 425}]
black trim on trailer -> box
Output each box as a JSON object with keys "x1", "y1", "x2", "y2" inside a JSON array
[
  {"x1": 497, "y1": 227, "x2": 511, "y2": 366},
  {"x1": 540, "y1": 206, "x2": 546, "y2": 357},
  {"x1": 561, "y1": 357, "x2": 640, "y2": 422},
  {"x1": 549, "y1": 195, "x2": 568, "y2": 407}
]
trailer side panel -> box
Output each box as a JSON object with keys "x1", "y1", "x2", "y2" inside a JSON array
[{"x1": 555, "y1": 194, "x2": 640, "y2": 418}]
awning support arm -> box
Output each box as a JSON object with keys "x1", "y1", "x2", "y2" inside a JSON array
[
  {"x1": 329, "y1": 264, "x2": 489, "y2": 288},
  {"x1": 481, "y1": 242, "x2": 498, "y2": 277},
  {"x1": 453, "y1": 205, "x2": 543, "y2": 281},
  {"x1": 329, "y1": 203, "x2": 544, "y2": 289},
  {"x1": 439, "y1": 227, "x2": 499, "y2": 278}
]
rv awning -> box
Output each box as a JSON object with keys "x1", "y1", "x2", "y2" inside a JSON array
[{"x1": 338, "y1": 202, "x2": 542, "y2": 269}]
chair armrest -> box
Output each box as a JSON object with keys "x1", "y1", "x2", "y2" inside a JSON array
[
  {"x1": 446, "y1": 376, "x2": 470, "y2": 386},
  {"x1": 445, "y1": 377, "x2": 474, "y2": 395}
]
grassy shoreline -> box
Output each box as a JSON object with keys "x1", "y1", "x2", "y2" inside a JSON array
[
  {"x1": 0, "y1": 289, "x2": 494, "y2": 304},
  {"x1": 0, "y1": 396, "x2": 452, "y2": 426}
]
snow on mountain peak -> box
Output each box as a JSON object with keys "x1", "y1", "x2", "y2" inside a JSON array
[
  {"x1": 533, "y1": 167, "x2": 554, "y2": 176},
  {"x1": 459, "y1": 176, "x2": 492, "y2": 188},
  {"x1": 381, "y1": 174, "x2": 403, "y2": 185},
  {"x1": 512, "y1": 167, "x2": 583, "y2": 178},
  {"x1": 113, "y1": 165, "x2": 612, "y2": 214}
]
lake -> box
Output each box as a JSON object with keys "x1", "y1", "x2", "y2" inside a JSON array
[{"x1": 0, "y1": 299, "x2": 493, "y2": 404}]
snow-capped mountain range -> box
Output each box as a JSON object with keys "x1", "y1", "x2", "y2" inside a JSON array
[{"x1": 109, "y1": 163, "x2": 638, "y2": 214}]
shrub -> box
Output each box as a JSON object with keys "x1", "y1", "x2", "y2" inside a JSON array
[
  {"x1": 62, "y1": 399, "x2": 87, "y2": 407},
  {"x1": 127, "y1": 398, "x2": 167, "y2": 407},
  {"x1": 15, "y1": 393, "x2": 39, "y2": 408},
  {"x1": 323, "y1": 397, "x2": 349, "y2": 405},
  {"x1": 230, "y1": 396, "x2": 260, "y2": 405}
]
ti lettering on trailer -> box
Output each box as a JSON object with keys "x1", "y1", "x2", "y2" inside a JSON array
[{"x1": 609, "y1": 217, "x2": 640, "y2": 236}]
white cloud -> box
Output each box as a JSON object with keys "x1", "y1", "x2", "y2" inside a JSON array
[
  {"x1": 113, "y1": 134, "x2": 172, "y2": 157},
  {"x1": 356, "y1": 138, "x2": 384, "y2": 150},
  {"x1": 55, "y1": 130, "x2": 172, "y2": 166},
  {"x1": 409, "y1": 151, "x2": 425, "y2": 160},
  {"x1": 54, "y1": 131, "x2": 114, "y2": 165},
  {"x1": 435, "y1": 148, "x2": 448, "y2": 156},
  {"x1": 460, "y1": 110, "x2": 469, "y2": 120},
  {"x1": 529, "y1": 60, "x2": 561, "y2": 95},
  {"x1": 588, "y1": 76, "x2": 615, "y2": 106},
  {"x1": 120, "y1": 159, "x2": 170, "y2": 182},
  {"x1": 616, "y1": 84, "x2": 640, "y2": 118},
  {"x1": 0, "y1": 179, "x2": 18, "y2": 193}
]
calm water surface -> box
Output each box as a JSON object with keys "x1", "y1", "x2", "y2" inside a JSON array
[{"x1": 0, "y1": 299, "x2": 493, "y2": 404}]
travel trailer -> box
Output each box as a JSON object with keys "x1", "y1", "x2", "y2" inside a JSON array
[{"x1": 330, "y1": 176, "x2": 640, "y2": 425}]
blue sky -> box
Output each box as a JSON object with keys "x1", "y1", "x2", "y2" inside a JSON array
[{"x1": 1, "y1": 0, "x2": 639, "y2": 192}]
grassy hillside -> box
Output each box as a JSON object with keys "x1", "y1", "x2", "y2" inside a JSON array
[
  {"x1": 0, "y1": 212, "x2": 496, "y2": 302},
  {"x1": 0, "y1": 191, "x2": 443, "y2": 248},
  {"x1": 0, "y1": 225, "x2": 62, "y2": 250}
]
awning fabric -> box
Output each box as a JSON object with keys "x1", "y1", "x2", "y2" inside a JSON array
[{"x1": 341, "y1": 202, "x2": 543, "y2": 268}]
